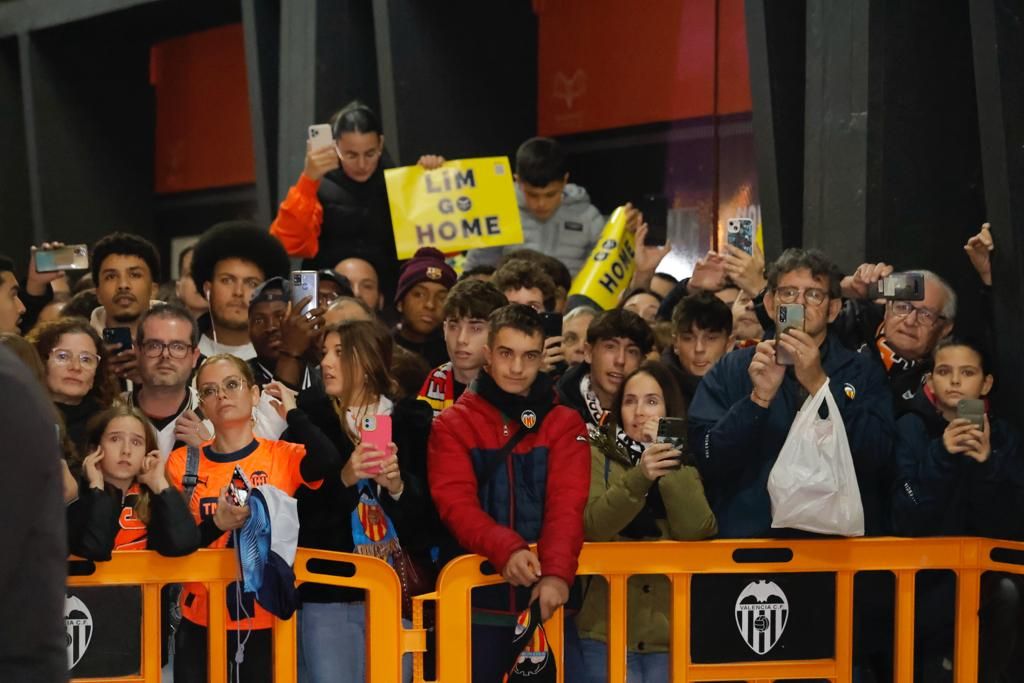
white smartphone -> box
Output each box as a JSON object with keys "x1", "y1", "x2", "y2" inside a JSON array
[{"x1": 308, "y1": 124, "x2": 334, "y2": 152}]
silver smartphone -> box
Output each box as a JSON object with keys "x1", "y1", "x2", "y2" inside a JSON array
[
  {"x1": 775, "y1": 303, "x2": 805, "y2": 365},
  {"x1": 291, "y1": 270, "x2": 318, "y2": 317}
]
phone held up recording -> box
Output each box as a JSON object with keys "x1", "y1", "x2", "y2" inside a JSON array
[{"x1": 775, "y1": 303, "x2": 805, "y2": 366}]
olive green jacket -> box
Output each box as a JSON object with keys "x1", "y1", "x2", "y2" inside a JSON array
[{"x1": 575, "y1": 438, "x2": 717, "y2": 652}]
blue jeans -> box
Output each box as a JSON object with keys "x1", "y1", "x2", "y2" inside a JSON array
[
  {"x1": 297, "y1": 602, "x2": 412, "y2": 683},
  {"x1": 579, "y1": 637, "x2": 669, "y2": 683}
]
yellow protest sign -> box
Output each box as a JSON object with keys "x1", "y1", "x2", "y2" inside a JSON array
[
  {"x1": 385, "y1": 157, "x2": 524, "y2": 259},
  {"x1": 568, "y1": 206, "x2": 635, "y2": 310}
]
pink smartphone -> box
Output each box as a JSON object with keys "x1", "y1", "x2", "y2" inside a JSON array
[{"x1": 359, "y1": 415, "x2": 392, "y2": 475}]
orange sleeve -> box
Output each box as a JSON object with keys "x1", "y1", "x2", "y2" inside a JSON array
[
  {"x1": 276, "y1": 441, "x2": 322, "y2": 493},
  {"x1": 269, "y1": 174, "x2": 325, "y2": 259},
  {"x1": 165, "y1": 448, "x2": 186, "y2": 492}
]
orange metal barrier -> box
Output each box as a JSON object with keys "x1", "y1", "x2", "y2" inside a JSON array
[
  {"x1": 67, "y1": 547, "x2": 425, "y2": 683},
  {"x1": 429, "y1": 537, "x2": 1024, "y2": 683}
]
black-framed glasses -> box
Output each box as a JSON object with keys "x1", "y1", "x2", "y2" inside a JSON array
[
  {"x1": 890, "y1": 301, "x2": 945, "y2": 328},
  {"x1": 774, "y1": 286, "x2": 829, "y2": 306},
  {"x1": 141, "y1": 340, "x2": 194, "y2": 359}
]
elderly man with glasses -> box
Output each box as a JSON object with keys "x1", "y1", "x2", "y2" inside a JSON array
[{"x1": 833, "y1": 264, "x2": 957, "y2": 414}]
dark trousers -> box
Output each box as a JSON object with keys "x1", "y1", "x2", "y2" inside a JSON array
[{"x1": 173, "y1": 618, "x2": 272, "y2": 683}]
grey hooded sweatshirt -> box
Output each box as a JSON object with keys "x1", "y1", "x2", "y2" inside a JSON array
[{"x1": 463, "y1": 183, "x2": 606, "y2": 276}]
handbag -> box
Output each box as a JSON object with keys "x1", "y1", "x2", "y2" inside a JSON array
[
  {"x1": 767, "y1": 380, "x2": 865, "y2": 536},
  {"x1": 392, "y1": 545, "x2": 436, "y2": 622}
]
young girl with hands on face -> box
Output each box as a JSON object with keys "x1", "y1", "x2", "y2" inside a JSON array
[{"x1": 67, "y1": 406, "x2": 199, "y2": 560}]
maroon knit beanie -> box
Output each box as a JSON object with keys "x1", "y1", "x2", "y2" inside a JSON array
[{"x1": 394, "y1": 247, "x2": 457, "y2": 304}]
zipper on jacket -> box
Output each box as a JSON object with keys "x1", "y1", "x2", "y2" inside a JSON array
[{"x1": 506, "y1": 420, "x2": 517, "y2": 609}]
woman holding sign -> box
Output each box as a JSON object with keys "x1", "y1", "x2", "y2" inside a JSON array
[{"x1": 270, "y1": 101, "x2": 443, "y2": 304}]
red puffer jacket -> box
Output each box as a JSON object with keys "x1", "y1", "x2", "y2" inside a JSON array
[{"x1": 428, "y1": 387, "x2": 590, "y2": 608}]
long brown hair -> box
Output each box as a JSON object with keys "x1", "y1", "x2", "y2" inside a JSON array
[
  {"x1": 79, "y1": 405, "x2": 162, "y2": 525},
  {"x1": 322, "y1": 320, "x2": 396, "y2": 443},
  {"x1": 26, "y1": 317, "x2": 119, "y2": 407}
]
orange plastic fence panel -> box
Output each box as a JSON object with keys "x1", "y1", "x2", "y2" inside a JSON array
[
  {"x1": 68, "y1": 548, "x2": 423, "y2": 683},
  {"x1": 432, "y1": 537, "x2": 1024, "y2": 683}
]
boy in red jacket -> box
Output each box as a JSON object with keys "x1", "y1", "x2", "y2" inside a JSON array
[{"x1": 428, "y1": 303, "x2": 590, "y2": 681}]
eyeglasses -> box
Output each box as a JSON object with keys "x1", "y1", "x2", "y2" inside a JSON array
[
  {"x1": 198, "y1": 376, "x2": 249, "y2": 402},
  {"x1": 890, "y1": 301, "x2": 945, "y2": 328},
  {"x1": 50, "y1": 348, "x2": 101, "y2": 369},
  {"x1": 335, "y1": 145, "x2": 381, "y2": 163},
  {"x1": 774, "y1": 286, "x2": 829, "y2": 306},
  {"x1": 141, "y1": 340, "x2": 193, "y2": 359}
]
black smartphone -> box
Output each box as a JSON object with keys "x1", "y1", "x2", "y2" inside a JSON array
[
  {"x1": 866, "y1": 272, "x2": 925, "y2": 301},
  {"x1": 656, "y1": 417, "x2": 688, "y2": 469},
  {"x1": 775, "y1": 303, "x2": 805, "y2": 366},
  {"x1": 102, "y1": 327, "x2": 133, "y2": 352},
  {"x1": 636, "y1": 193, "x2": 668, "y2": 246},
  {"x1": 956, "y1": 399, "x2": 985, "y2": 429},
  {"x1": 540, "y1": 312, "x2": 563, "y2": 339}
]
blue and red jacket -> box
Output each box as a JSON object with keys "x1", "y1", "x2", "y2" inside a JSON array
[{"x1": 428, "y1": 373, "x2": 590, "y2": 613}]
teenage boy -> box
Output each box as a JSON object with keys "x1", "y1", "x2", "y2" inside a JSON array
[
  {"x1": 418, "y1": 279, "x2": 507, "y2": 417},
  {"x1": 556, "y1": 308, "x2": 653, "y2": 433},
  {"x1": 891, "y1": 337, "x2": 1024, "y2": 681},
  {"x1": 463, "y1": 137, "x2": 607, "y2": 276},
  {"x1": 393, "y1": 247, "x2": 457, "y2": 368},
  {"x1": 190, "y1": 221, "x2": 291, "y2": 361},
  {"x1": 663, "y1": 293, "x2": 734, "y2": 403},
  {"x1": 0, "y1": 256, "x2": 26, "y2": 334},
  {"x1": 428, "y1": 304, "x2": 590, "y2": 682},
  {"x1": 126, "y1": 303, "x2": 206, "y2": 458}
]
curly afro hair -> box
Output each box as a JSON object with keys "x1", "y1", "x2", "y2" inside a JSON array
[{"x1": 190, "y1": 221, "x2": 291, "y2": 292}]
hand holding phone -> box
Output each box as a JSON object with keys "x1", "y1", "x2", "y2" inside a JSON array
[
  {"x1": 103, "y1": 327, "x2": 133, "y2": 353},
  {"x1": 774, "y1": 304, "x2": 805, "y2": 365},
  {"x1": 227, "y1": 466, "x2": 251, "y2": 507},
  {"x1": 34, "y1": 244, "x2": 89, "y2": 273},
  {"x1": 655, "y1": 417, "x2": 688, "y2": 469},
  {"x1": 726, "y1": 218, "x2": 755, "y2": 255},
  {"x1": 291, "y1": 271, "x2": 319, "y2": 317},
  {"x1": 360, "y1": 415, "x2": 393, "y2": 476},
  {"x1": 866, "y1": 272, "x2": 925, "y2": 301},
  {"x1": 308, "y1": 124, "x2": 334, "y2": 152},
  {"x1": 956, "y1": 399, "x2": 985, "y2": 429},
  {"x1": 636, "y1": 194, "x2": 668, "y2": 246}
]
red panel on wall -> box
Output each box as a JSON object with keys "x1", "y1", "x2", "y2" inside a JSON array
[
  {"x1": 151, "y1": 24, "x2": 255, "y2": 194},
  {"x1": 536, "y1": 0, "x2": 752, "y2": 136}
]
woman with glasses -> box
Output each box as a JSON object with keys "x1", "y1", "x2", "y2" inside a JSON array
[
  {"x1": 165, "y1": 353, "x2": 343, "y2": 683},
  {"x1": 27, "y1": 317, "x2": 119, "y2": 457},
  {"x1": 270, "y1": 100, "x2": 442, "y2": 303}
]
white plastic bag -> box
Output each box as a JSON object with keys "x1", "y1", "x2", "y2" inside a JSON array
[{"x1": 767, "y1": 380, "x2": 865, "y2": 536}]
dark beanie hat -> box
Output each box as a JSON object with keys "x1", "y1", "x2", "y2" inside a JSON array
[{"x1": 394, "y1": 247, "x2": 457, "y2": 304}]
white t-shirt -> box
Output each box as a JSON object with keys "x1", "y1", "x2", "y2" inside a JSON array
[{"x1": 198, "y1": 334, "x2": 256, "y2": 361}]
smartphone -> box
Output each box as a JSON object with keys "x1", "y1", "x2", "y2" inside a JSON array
[
  {"x1": 360, "y1": 415, "x2": 393, "y2": 475},
  {"x1": 34, "y1": 244, "x2": 89, "y2": 273},
  {"x1": 636, "y1": 194, "x2": 668, "y2": 246},
  {"x1": 726, "y1": 218, "x2": 755, "y2": 255},
  {"x1": 228, "y1": 466, "x2": 251, "y2": 506},
  {"x1": 775, "y1": 303, "x2": 805, "y2": 365},
  {"x1": 102, "y1": 327, "x2": 133, "y2": 352},
  {"x1": 866, "y1": 272, "x2": 925, "y2": 301},
  {"x1": 540, "y1": 312, "x2": 563, "y2": 340},
  {"x1": 956, "y1": 399, "x2": 985, "y2": 429},
  {"x1": 656, "y1": 417, "x2": 687, "y2": 469},
  {"x1": 308, "y1": 123, "x2": 334, "y2": 152},
  {"x1": 291, "y1": 270, "x2": 319, "y2": 317}
]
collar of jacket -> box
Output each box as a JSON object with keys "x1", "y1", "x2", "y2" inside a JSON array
[{"x1": 471, "y1": 369, "x2": 556, "y2": 426}]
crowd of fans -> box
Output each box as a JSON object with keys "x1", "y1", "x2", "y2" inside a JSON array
[{"x1": 0, "y1": 100, "x2": 1017, "y2": 683}]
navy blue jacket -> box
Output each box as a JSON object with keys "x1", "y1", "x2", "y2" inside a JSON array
[
  {"x1": 890, "y1": 398, "x2": 1024, "y2": 540},
  {"x1": 688, "y1": 333, "x2": 895, "y2": 538}
]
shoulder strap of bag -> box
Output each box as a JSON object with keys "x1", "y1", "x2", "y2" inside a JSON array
[
  {"x1": 478, "y1": 424, "x2": 535, "y2": 488},
  {"x1": 181, "y1": 445, "x2": 201, "y2": 501}
]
